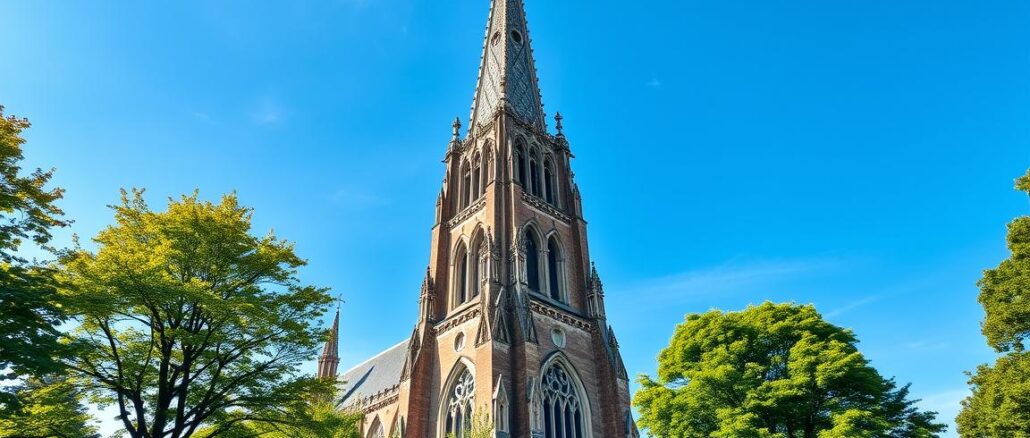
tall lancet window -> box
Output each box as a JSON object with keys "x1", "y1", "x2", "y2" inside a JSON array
[
  {"x1": 455, "y1": 243, "x2": 470, "y2": 307},
  {"x1": 445, "y1": 368, "x2": 476, "y2": 438},
  {"x1": 544, "y1": 160, "x2": 556, "y2": 205},
  {"x1": 460, "y1": 161, "x2": 472, "y2": 209},
  {"x1": 470, "y1": 236, "x2": 485, "y2": 299},
  {"x1": 525, "y1": 231, "x2": 541, "y2": 291},
  {"x1": 515, "y1": 142, "x2": 527, "y2": 186},
  {"x1": 471, "y1": 153, "x2": 482, "y2": 201},
  {"x1": 542, "y1": 363, "x2": 585, "y2": 438},
  {"x1": 529, "y1": 150, "x2": 541, "y2": 196},
  {"x1": 547, "y1": 237, "x2": 563, "y2": 302}
]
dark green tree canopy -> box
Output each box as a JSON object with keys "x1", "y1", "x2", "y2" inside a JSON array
[
  {"x1": 60, "y1": 190, "x2": 335, "y2": 438},
  {"x1": 634, "y1": 302, "x2": 944, "y2": 438}
]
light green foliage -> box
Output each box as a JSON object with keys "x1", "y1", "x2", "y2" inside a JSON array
[
  {"x1": 446, "y1": 409, "x2": 493, "y2": 438},
  {"x1": 0, "y1": 375, "x2": 99, "y2": 438},
  {"x1": 634, "y1": 302, "x2": 945, "y2": 438},
  {"x1": 0, "y1": 105, "x2": 71, "y2": 412},
  {"x1": 957, "y1": 169, "x2": 1030, "y2": 437},
  {"x1": 976, "y1": 170, "x2": 1030, "y2": 353},
  {"x1": 195, "y1": 401, "x2": 363, "y2": 438},
  {"x1": 59, "y1": 190, "x2": 335, "y2": 438},
  {"x1": 957, "y1": 352, "x2": 1030, "y2": 437}
]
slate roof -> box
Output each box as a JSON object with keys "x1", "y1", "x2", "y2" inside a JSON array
[{"x1": 335, "y1": 339, "x2": 409, "y2": 408}]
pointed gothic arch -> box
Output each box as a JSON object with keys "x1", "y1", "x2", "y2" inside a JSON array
[
  {"x1": 529, "y1": 147, "x2": 541, "y2": 197},
  {"x1": 545, "y1": 234, "x2": 567, "y2": 303},
  {"x1": 460, "y1": 160, "x2": 472, "y2": 210},
  {"x1": 471, "y1": 152, "x2": 482, "y2": 201},
  {"x1": 538, "y1": 353, "x2": 593, "y2": 438},
  {"x1": 469, "y1": 228, "x2": 488, "y2": 300},
  {"x1": 368, "y1": 415, "x2": 386, "y2": 438},
  {"x1": 452, "y1": 240, "x2": 471, "y2": 309},
  {"x1": 439, "y1": 358, "x2": 477, "y2": 438},
  {"x1": 514, "y1": 139, "x2": 527, "y2": 187},
  {"x1": 544, "y1": 158, "x2": 556, "y2": 205},
  {"x1": 522, "y1": 225, "x2": 543, "y2": 292}
]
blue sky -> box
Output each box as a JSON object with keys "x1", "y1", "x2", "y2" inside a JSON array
[{"x1": 3, "y1": 0, "x2": 1029, "y2": 436}]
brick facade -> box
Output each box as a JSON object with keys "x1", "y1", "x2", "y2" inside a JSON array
[{"x1": 319, "y1": 1, "x2": 637, "y2": 436}]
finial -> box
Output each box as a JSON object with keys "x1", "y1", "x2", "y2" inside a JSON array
[
  {"x1": 554, "y1": 112, "x2": 564, "y2": 136},
  {"x1": 452, "y1": 117, "x2": 462, "y2": 141}
]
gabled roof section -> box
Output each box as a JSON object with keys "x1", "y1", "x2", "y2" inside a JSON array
[
  {"x1": 469, "y1": 0, "x2": 547, "y2": 132},
  {"x1": 335, "y1": 340, "x2": 409, "y2": 408}
]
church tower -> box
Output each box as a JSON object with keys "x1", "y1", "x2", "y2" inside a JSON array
[{"x1": 330, "y1": 1, "x2": 637, "y2": 437}]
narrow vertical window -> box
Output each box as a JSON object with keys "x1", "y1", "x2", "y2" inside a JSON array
[
  {"x1": 547, "y1": 237, "x2": 562, "y2": 302},
  {"x1": 515, "y1": 143, "x2": 527, "y2": 186},
  {"x1": 457, "y1": 253, "x2": 468, "y2": 305},
  {"x1": 461, "y1": 162, "x2": 472, "y2": 209},
  {"x1": 526, "y1": 231, "x2": 540, "y2": 291},
  {"x1": 472, "y1": 153, "x2": 481, "y2": 201},
  {"x1": 544, "y1": 161, "x2": 555, "y2": 204},
  {"x1": 530, "y1": 158, "x2": 539, "y2": 196},
  {"x1": 454, "y1": 243, "x2": 470, "y2": 308}
]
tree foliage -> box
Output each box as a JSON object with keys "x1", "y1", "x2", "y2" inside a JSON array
[
  {"x1": 957, "y1": 169, "x2": 1030, "y2": 437},
  {"x1": 634, "y1": 302, "x2": 945, "y2": 438},
  {"x1": 59, "y1": 190, "x2": 334, "y2": 438},
  {"x1": 0, "y1": 105, "x2": 71, "y2": 412},
  {"x1": 0, "y1": 375, "x2": 99, "y2": 438},
  {"x1": 194, "y1": 400, "x2": 363, "y2": 438}
]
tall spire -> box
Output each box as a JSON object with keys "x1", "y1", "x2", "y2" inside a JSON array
[
  {"x1": 469, "y1": 0, "x2": 547, "y2": 132},
  {"x1": 316, "y1": 307, "x2": 340, "y2": 379}
]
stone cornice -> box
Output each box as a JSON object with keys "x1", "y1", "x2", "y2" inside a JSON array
[
  {"x1": 445, "y1": 197, "x2": 487, "y2": 229},
  {"x1": 521, "y1": 192, "x2": 572, "y2": 223},
  {"x1": 529, "y1": 299, "x2": 595, "y2": 333},
  {"x1": 435, "y1": 305, "x2": 482, "y2": 336}
]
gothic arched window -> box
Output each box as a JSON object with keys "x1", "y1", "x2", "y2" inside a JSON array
[
  {"x1": 471, "y1": 153, "x2": 482, "y2": 201},
  {"x1": 529, "y1": 150, "x2": 541, "y2": 197},
  {"x1": 526, "y1": 230, "x2": 541, "y2": 291},
  {"x1": 454, "y1": 243, "x2": 470, "y2": 307},
  {"x1": 542, "y1": 363, "x2": 586, "y2": 438},
  {"x1": 368, "y1": 417, "x2": 385, "y2": 438},
  {"x1": 460, "y1": 161, "x2": 472, "y2": 210},
  {"x1": 445, "y1": 368, "x2": 475, "y2": 438},
  {"x1": 515, "y1": 142, "x2": 527, "y2": 186},
  {"x1": 547, "y1": 237, "x2": 563, "y2": 302},
  {"x1": 470, "y1": 235, "x2": 485, "y2": 299},
  {"x1": 544, "y1": 160, "x2": 556, "y2": 205}
]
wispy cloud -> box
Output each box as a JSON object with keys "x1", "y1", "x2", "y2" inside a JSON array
[
  {"x1": 628, "y1": 257, "x2": 845, "y2": 304},
  {"x1": 825, "y1": 294, "x2": 881, "y2": 318},
  {"x1": 646, "y1": 78, "x2": 663, "y2": 88}
]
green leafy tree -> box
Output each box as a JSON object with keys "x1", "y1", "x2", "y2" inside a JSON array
[
  {"x1": 194, "y1": 400, "x2": 363, "y2": 438},
  {"x1": 0, "y1": 105, "x2": 70, "y2": 412},
  {"x1": 59, "y1": 190, "x2": 334, "y2": 438},
  {"x1": 0, "y1": 375, "x2": 99, "y2": 438},
  {"x1": 634, "y1": 302, "x2": 945, "y2": 438},
  {"x1": 957, "y1": 169, "x2": 1030, "y2": 437}
]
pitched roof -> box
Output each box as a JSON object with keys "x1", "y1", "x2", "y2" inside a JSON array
[{"x1": 335, "y1": 339, "x2": 409, "y2": 408}]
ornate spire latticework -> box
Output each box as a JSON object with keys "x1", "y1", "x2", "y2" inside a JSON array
[
  {"x1": 316, "y1": 308, "x2": 340, "y2": 379},
  {"x1": 469, "y1": 0, "x2": 547, "y2": 133}
]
